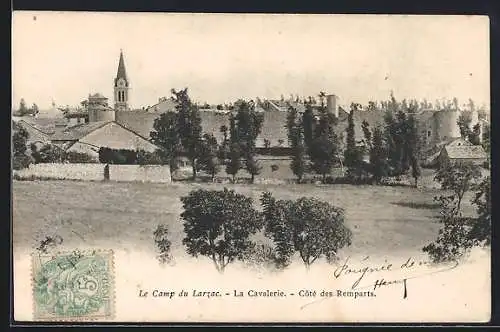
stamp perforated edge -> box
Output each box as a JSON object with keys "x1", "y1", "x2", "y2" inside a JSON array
[{"x1": 30, "y1": 249, "x2": 115, "y2": 322}]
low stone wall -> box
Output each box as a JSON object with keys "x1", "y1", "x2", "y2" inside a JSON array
[
  {"x1": 13, "y1": 163, "x2": 172, "y2": 184},
  {"x1": 14, "y1": 163, "x2": 105, "y2": 181},
  {"x1": 108, "y1": 165, "x2": 171, "y2": 183}
]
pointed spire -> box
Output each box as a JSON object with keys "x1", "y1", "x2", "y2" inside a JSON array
[{"x1": 116, "y1": 49, "x2": 127, "y2": 80}]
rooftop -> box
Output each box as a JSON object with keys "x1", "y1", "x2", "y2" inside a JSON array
[
  {"x1": 444, "y1": 144, "x2": 488, "y2": 160},
  {"x1": 51, "y1": 121, "x2": 111, "y2": 141}
]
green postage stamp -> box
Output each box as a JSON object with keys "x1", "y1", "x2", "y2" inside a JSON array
[{"x1": 31, "y1": 249, "x2": 114, "y2": 321}]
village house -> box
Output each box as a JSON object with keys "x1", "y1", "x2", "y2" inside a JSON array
[
  {"x1": 437, "y1": 138, "x2": 488, "y2": 168},
  {"x1": 13, "y1": 50, "x2": 490, "y2": 173}
]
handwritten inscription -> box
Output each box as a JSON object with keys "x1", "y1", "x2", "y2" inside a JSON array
[{"x1": 333, "y1": 256, "x2": 459, "y2": 299}]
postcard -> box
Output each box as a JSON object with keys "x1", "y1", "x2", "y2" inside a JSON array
[{"x1": 12, "y1": 12, "x2": 491, "y2": 323}]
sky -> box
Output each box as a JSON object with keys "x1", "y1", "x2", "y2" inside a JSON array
[{"x1": 12, "y1": 12, "x2": 490, "y2": 112}]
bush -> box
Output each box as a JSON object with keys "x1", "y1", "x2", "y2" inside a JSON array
[
  {"x1": 241, "y1": 244, "x2": 279, "y2": 272},
  {"x1": 180, "y1": 188, "x2": 263, "y2": 273},
  {"x1": 13, "y1": 154, "x2": 32, "y2": 170},
  {"x1": 271, "y1": 164, "x2": 279, "y2": 172},
  {"x1": 98, "y1": 147, "x2": 137, "y2": 164},
  {"x1": 137, "y1": 150, "x2": 164, "y2": 165},
  {"x1": 65, "y1": 151, "x2": 96, "y2": 163},
  {"x1": 153, "y1": 224, "x2": 173, "y2": 265},
  {"x1": 423, "y1": 176, "x2": 491, "y2": 263},
  {"x1": 31, "y1": 144, "x2": 66, "y2": 163},
  {"x1": 260, "y1": 192, "x2": 352, "y2": 269},
  {"x1": 423, "y1": 215, "x2": 475, "y2": 263}
]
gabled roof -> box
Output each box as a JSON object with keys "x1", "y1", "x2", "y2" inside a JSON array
[
  {"x1": 16, "y1": 117, "x2": 68, "y2": 135},
  {"x1": 51, "y1": 121, "x2": 111, "y2": 141},
  {"x1": 444, "y1": 144, "x2": 487, "y2": 160}
]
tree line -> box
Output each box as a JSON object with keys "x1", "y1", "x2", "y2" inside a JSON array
[
  {"x1": 153, "y1": 187, "x2": 352, "y2": 273},
  {"x1": 149, "y1": 88, "x2": 265, "y2": 183},
  {"x1": 285, "y1": 93, "x2": 423, "y2": 185}
]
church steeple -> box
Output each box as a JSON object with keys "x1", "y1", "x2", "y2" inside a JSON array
[
  {"x1": 114, "y1": 49, "x2": 129, "y2": 111},
  {"x1": 116, "y1": 49, "x2": 127, "y2": 83}
]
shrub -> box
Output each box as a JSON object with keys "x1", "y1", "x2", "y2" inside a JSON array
[
  {"x1": 13, "y1": 154, "x2": 32, "y2": 170},
  {"x1": 423, "y1": 176, "x2": 491, "y2": 263},
  {"x1": 136, "y1": 150, "x2": 164, "y2": 165},
  {"x1": 241, "y1": 244, "x2": 279, "y2": 272},
  {"x1": 65, "y1": 151, "x2": 96, "y2": 163},
  {"x1": 153, "y1": 224, "x2": 173, "y2": 265},
  {"x1": 260, "y1": 192, "x2": 352, "y2": 270},
  {"x1": 180, "y1": 188, "x2": 263, "y2": 273},
  {"x1": 271, "y1": 164, "x2": 279, "y2": 172},
  {"x1": 98, "y1": 147, "x2": 137, "y2": 164},
  {"x1": 31, "y1": 144, "x2": 66, "y2": 163}
]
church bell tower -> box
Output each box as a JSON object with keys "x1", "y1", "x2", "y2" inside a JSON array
[{"x1": 114, "y1": 49, "x2": 129, "y2": 111}]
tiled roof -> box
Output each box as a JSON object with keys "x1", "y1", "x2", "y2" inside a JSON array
[
  {"x1": 16, "y1": 117, "x2": 68, "y2": 135},
  {"x1": 51, "y1": 121, "x2": 111, "y2": 141},
  {"x1": 445, "y1": 144, "x2": 487, "y2": 160}
]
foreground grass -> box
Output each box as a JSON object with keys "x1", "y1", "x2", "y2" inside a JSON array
[{"x1": 12, "y1": 180, "x2": 477, "y2": 259}]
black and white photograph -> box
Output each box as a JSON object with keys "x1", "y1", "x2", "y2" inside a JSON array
[{"x1": 12, "y1": 12, "x2": 491, "y2": 322}]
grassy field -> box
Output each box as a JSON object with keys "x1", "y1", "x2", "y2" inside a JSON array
[{"x1": 12, "y1": 180, "x2": 478, "y2": 260}]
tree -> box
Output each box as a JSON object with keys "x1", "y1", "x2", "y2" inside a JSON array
[
  {"x1": 197, "y1": 133, "x2": 221, "y2": 182},
  {"x1": 457, "y1": 113, "x2": 472, "y2": 140},
  {"x1": 384, "y1": 111, "x2": 400, "y2": 174},
  {"x1": 13, "y1": 123, "x2": 29, "y2": 156},
  {"x1": 136, "y1": 150, "x2": 164, "y2": 165},
  {"x1": 344, "y1": 107, "x2": 357, "y2": 167},
  {"x1": 309, "y1": 111, "x2": 339, "y2": 183},
  {"x1": 153, "y1": 224, "x2": 173, "y2": 265},
  {"x1": 172, "y1": 88, "x2": 203, "y2": 180},
  {"x1": 245, "y1": 154, "x2": 261, "y2": 184},
  {"x1": 361, "y1": 120, "x2": 372, "y2": 152},
  {"x1": 434, "y1": 163, "x2": 482, "y2": 213},
  {"x1": 344, "y1": 105, "x2": 367, "y2": 182},
  {"x1": 226, "y1": 142, "x2": 241, "y2": 183},
  {"x1": 31, "y1": 144, "x2": 66, "y2": 163},
  {"x1": 287, "y1": 105, "x2": 307, "y2": 183},
  {"x1": 150, "y1": 111, "x2": 182, "y2": 173},
  {"x1": 260, "y1": 192, "x2": 352, "y2": 270},
  {"x1": 65, "y1": 151, "x2": 95, "y2": 163},
  {"x1": 469, "y1": 123, "x2": 481, "y2": 145},
  {"x1": 469, "y1": 177, "x2": 491, "y2": 246},
  {"x1": 406, "y1": 115, "x2": 421, "y2": 187},
  {"x1": 286, "y1": 105, "x2": 299, "y2": 147},
  {"x1": 180, "y1": 188, "x2": 263, "y2": 273},
  {"x1": 369, "y1": 126, "x2": 389, "y2": 184},
  {"x1": 410, "y1": 156, "x2": 421, "y2": 188},
  {"x1": 232, "y1": 100, "x2": 264, "y2": 183},
  {"x1": 290, "y1": 132, "x2": 307, "y2": 183},
  {"x1": 18, "y1": 98, "x2": 28, "y2": 116},
  {"x1": 384, "y1": 105, "x2": 416, "y2": 176},
  {"x1": 32, "y1": 103, "x2": 39, "y2": 116},
  {"x1": 12, "y1": 123, "x2": 32, "y2": 170},
  {"x1": 482, "y1": 123, "x2": 490, "y2": 153},
  {"x1": 225, "y1": 115, "x2": 241, "y2": 183},
  {"x1": 302, "y1": 105, "x2": 315, "y2": 149},
  {"x1": 423, "y1": 175, "x2": 490, "y2": 263}
]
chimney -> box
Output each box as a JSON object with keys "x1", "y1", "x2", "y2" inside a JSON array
[{"x1": 326, "y1": 94, "x2": 338, "y2": 118}]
